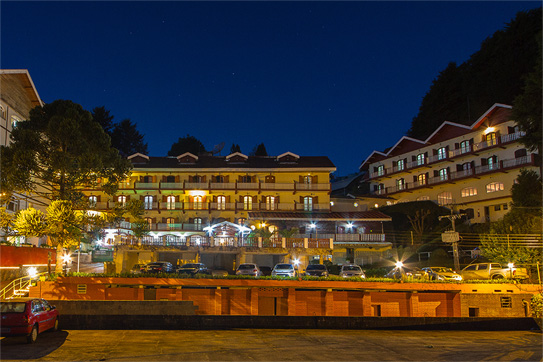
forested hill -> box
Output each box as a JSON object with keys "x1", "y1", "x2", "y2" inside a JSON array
[{"x1": 407, "y1": 7, "x2": 542, "y2": 140}]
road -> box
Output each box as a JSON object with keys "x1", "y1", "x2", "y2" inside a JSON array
[{"x1": 1, "y1": 329, "x2": 541, "y2": 361}]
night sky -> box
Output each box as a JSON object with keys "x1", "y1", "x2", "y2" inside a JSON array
[{"x1": 1, "y1": 2, "x2": 540, "y2": 175}]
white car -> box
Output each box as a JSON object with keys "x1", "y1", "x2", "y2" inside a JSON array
[
  {"x1": 272, "y1": 263, "x2": 296, "y2": 277},
  {"x1": 339, "y1": 264, "x2": 366, "y2": 279},
  {"x1": 236, "y1": 263, "x2": 262, "y2": 277}
]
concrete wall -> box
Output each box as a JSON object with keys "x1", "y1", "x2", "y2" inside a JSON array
[
  {"x1": 0, "y1": 245, "x2": 56, "y2": 266},
  {"x1": 29, "y1": 277, "x2": 541, "y2": 318},
  {"x1": 50, "y1": 300, "x2": 197, "y2": 315}
]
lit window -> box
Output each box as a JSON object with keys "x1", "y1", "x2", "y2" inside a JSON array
[
  {"x1": 266, "y1": 196, "x2": 275, "y2": 210},
  {"x1": 194, "y1": 217, "x2": 202, "y2": 230},
  {"x1": 437, "y1": 192, "x2": 453, "y2": 206},
  {"x1": 376, "y1": 165, "x2": 384, "y2": 176},
  {"x1": 166, "y1": 217, "x2": 175, "y2": 230},
  {"x1": 461, "y1": 187, "x2": 477, "y2": 197},
  {"x1": 486, "y1": 182, "x2": 504, "y2": 193},
  {"x1": 217, "y1": 196, "x2": 226, "y2": 210},
  {"x1": 11, "y1": 116, "x2": 21, "y2": 128},
  {"x1": 303, "y1": 176, "x2": 312, "y2": 184},
  {"x1": 486, "y1": 132, "x2": 497, "y2": 146},
  {"x1": 89, "y1": 196, "x2": 97, "y2": 208},
  {"x1": 303, "y1": 196, "x2": 313, "y2": 211},
  {"x1": 487, "y1": 156, "x2": 498, "y2": 170},
  {"x1": 243, "y1": 196, "x2": 252, "y2": 210},
  {"x1": 437, "y1": 147, "x2": 447, "y2": 160},
  {"x1": 194, "y1": 195, "x2": 203, "y2": 209},
  {"x1": 417, "y1": 174, "x2": 426, "y2": 185},
  {"x1": 396, "y1": 178, "x2": 405, "y2": 190},
  {"x1": 439, "y1": 168, "x2": 448, "y2": 181},
  {"x1": 145, "y1": 217, "x2": 152, "y2": 230},
  {"x1": 117, "y1": 195, "x2": 127, "y2": 207},
  {"x1": 166, "y1": 195, "x2": 175, "y2": 210},
  {"x1": 397, "y1": 159, "x2": 405, "y2": 171},
  {"x1": 416, "y1": 153, "x2": 425, "y2": 166},
  {"x1": 460, "y1": 140, "x2": 470, "y2": 154},
  {"x1": 144, "y1": 195, "x2": 153, "y2": 210},
  {"x1": 417, "y1": 196, "x2": 430, "y2": 201}
]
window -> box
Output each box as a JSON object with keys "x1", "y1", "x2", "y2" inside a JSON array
[
  {"x1": 303, "y1": 176, "x2": 312, "y2": 184},
  {"x1": 265, "y1": 175, "x2": 275, "y2": 183},
  {"x1": 303, "y1": 196, "x2": 313, "y2": 211},
  {"x1": 460, "y1": 140, "x2": 470, "y2": 154},
  {"x1": 462, "y1": 162, "x2": 472, "y2": 171},
  {"x1": 486, "y1": 132, "x2": 497, "y2": 146},
  {"x1": 166, "y1": 217, "x2": 175, "y2": 230},
  {"x1": 494, "y1": 205, "x2": 501, "y2": 211},
  {"x1": 437, "y1": 191, "x2": 452, "y2": 206},
  {"x1": 11, "y1": 116, "x2": 21, "y2": 128},
  {"x1": 397, "y1": 159, "x2": 405, "y2": 171},
  {"x1": 165, "y1": 175, "x2": 175, "y2": 183},
  {"x1": 417, "y1": 196, "x2": 430, "y2": 201},
  {"x1": 437, "y1": 147, "x2": 447, "y2": 160},
  {"x1": 117, "y1": 195, "x2": 127, "y2": 206},
  {"x1": 461, "y1": 187, "x2": 477, "y2": 197},
  {"x1": 237, "y1": 218, "x2": 246, "y2": 225},
  {"x1": 396, "y1": 178, "x2": 405, "y2": 190},
  {"x1": 486, "y1": 182, "x2": 504, "y2": 193},
  {"x1": 89, "y1": 195, "x2": 97, "y2": 208},
  {"x1": 376, "y1": 165, "x2": 384, "y2": 176},
  {"x1": 377, "y1": 183, "x2": 385, "y2": 194},
  {"x1": 166, "y1": 195, "x2": 175, "y2": 210},
  {"x1": 266, "y1": 196, "x2": 275, "y2": 210},
  {"x1": 217, "y1": 196, "x2": 226, "y2": 210},
  {"x1": 240, "y1": 175, "x2": 252, "y2": 183},
  {"x1": 144, "y1": 195, "x2": 153, "y2": 210},
  {"x1": 503, "y1": 203, "x2": 508, "y2": 210},
  {"x1": 487, "y1": 156, "x2": 498, "y2": 170},
  {"x1": 416, "y1": 153, "x2": 425, "y2": 166},
  {"x1": 417, "y1": 174, "x2": 426, "y2": 185},
  {"x1": 193, "y1": 195, "x2": 203, "y2": 209},
  {"x1": 243, "y1": 196, "x2": 252, "y2": 210},
  {"x1": 145, "y1": 217, "x2": 153, "y2": 229},
  {"x1": 194, "y1": 217, "x2": 202, "y2": 230},
  {"x1": 439, "y1": 168, "x2": 448, "y2": 181},
  {"x1": 143, "y1": 175, "x2": 153, "y2": 183}
]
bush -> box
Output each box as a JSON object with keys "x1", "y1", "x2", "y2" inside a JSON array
[{"x1": 532, "y1": 293, "x2": 543, "y2": 318}]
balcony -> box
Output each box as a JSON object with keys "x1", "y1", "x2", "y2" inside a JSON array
[
  {"x1": 368, "y1": 131, "x2": 527, "y2": 181},
  {"x1": 371, "y1": 154, "x2": 536, "y2": 196}
]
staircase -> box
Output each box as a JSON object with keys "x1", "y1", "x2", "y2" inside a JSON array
[{"x1": 0, "y1": 272, "x2": 47, "y2": 299}]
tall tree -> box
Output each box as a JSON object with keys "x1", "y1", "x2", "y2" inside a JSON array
[
  {"x1": 0, "y1": 99, "x2": 131, "y2": 203},
  {"x1": 168, "y1": 135, "x2": 206, "y2": 156},
  {"x1": 510, "y1": 169, "x2": 542, "y2": 211},
  {"x1": 251, "y1": 143, "x2": 268, "y2": 156},
  {"x1": 91, "y1": 106, "x2": 115, "y2": 136},
  {"x1": 110, "y1": 119, "x2": 149, "y2": 156},
  {"x1": 230, "y1": 143, "x2": 241, "y2": 154}
]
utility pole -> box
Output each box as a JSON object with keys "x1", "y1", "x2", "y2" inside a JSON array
[{"x1": 439, "y1": 210, "x2": 464, "y2": 272}]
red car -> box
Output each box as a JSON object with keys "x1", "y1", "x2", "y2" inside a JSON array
[{"x1": 0, "y1": 298, "x2": 59, "y2": 343}]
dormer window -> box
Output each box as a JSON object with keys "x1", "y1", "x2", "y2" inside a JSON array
[
  {"x1": 127, "y1": 153, "x2": 150, "y2": 164},
  {"x1": 177, "y1": 152, "x2": 198, "y2": 164},
  {"x1": 226, "y1": 152, "x2": 248, "y2": 163},
  {"x1": 276, "y1": 152, "x2": 300, "y2": 164}
]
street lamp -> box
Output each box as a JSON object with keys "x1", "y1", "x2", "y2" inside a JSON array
[
  {"x1": 293, "y1": 258, "x2": 300, "y2": 277},
  {"x1": 27, "y1": 266, "x2": 38, "y2": 278},
  {"x1": 62, "y1": 253, "x2": 71, "y2": 276},
  {"x1": 309, "y1": 223, "x2": 317, "y2": 240},
  {"x1": 508, "y1": 262, "x2": 514, "y2": 279}
]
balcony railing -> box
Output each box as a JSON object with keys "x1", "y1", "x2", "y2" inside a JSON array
[{"x1": 371, "y1": 154, "x2": 535, "y2": 196}]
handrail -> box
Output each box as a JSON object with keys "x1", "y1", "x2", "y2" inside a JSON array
[{"x1": 0, "y1": 272, "x2": 48, "y2": 300}]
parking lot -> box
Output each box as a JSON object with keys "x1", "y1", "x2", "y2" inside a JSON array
[{"x1": 1, "y1": 329, "x2": 541, "y2": 361}]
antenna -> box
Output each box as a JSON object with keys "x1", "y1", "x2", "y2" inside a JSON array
[{"x1": 211, "y1": 142, "x2": 225, "y2": 155}]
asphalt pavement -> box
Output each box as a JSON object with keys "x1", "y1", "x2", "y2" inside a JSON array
[{"x1": 1, "y1": 329, "x2": 541, "y2": 361}]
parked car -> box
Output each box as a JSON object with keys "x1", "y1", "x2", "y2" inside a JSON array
[
  {"x1": 460, "y1": 262, "x2": 529, "y2": 280},
  {"x1": 422, "y1": 267, "x2": 462, "y2": 281},
  {"x1": 304, "y1": 264, "x2": 329, "y2": 277},
  {"x1": 272, "y1": 263, "x2": 296, "y2": 277},
  {"x1": 143, "y1": 261, "x2": 175, "y2": 273},
  {"x1": 259, "y1": 266, "x2": 273, "y2": 276},
  {"x1": 339, "y1": 264, "x2": 365, "y2": 279},
  {"x1": 236, "y1": 263, "x2": 262, "y2": 277},
  {"x1": 177, "y1": 263, "x2": 211, "y2": 275},
  {"x1": 0, "y1": 298, "x2": 59, "y2": 343},
  {"x1": 130, "y1": 263, "x2": 145, "y2": 274},
  {"x1": 386, "y1": 267, "x2": 428, "y2": 280}
]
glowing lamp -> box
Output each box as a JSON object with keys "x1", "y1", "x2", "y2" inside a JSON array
[
  {"x1": 62, "y1": 254, "x2": 71, "y2": 264},
  {"x1": 483, "y1": 126, "x2": 496, "y2": 135},
  {"x1": 27, "y1": 267, "x2": 38, "y2": 278},
  {"x1": 293, "y1": 258, "x2": 300, "y2": 266},
  {"x1": 395, "y1": 261, "x2": 404, "y2": 268},
  {"x1": 508, "y1": 263, "x2": 514, "y2": 269}
]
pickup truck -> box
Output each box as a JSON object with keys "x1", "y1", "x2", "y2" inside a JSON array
[{"x1": 461, "y1": 262, "x2": 529, "y2": 280}]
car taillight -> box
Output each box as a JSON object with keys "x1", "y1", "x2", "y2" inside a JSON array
[
  {"x1": 158, "y1": 267, "x2": 162, "y2": 271},
  {"x1": 253, "y1": 269, "x2": 258, "y2": 272}
]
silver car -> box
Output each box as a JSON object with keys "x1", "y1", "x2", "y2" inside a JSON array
[
  {"x1": 339, "y1": 264, "x2": 366, "y2": 279},
  {"x1": 272, "y1": 263, "x2": 296, "y2": 277},
  {"x1": 236, "y1": 263, "x2": 262, "y2": 277},
  {"x1": 422, "y1": 267, "x2": 462, "y2": 281}
]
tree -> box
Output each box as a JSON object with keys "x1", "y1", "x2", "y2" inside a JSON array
[
  {"x1": 110, "y1": 119, "x2": 149, "y2": 156},
  {"x1": 91, "y1": 106, "x2": 114, "y2": 136},
  {"x1": 168, "y1": 135, "x2": 206, "y2": 156},
  {"x1": 230, "y1": 144, "x2": 241, "y2": 154},
  {"x1": 513, "y1": 33, "x2": 542, "y2": 160},
  {"x1": 510, "y1": 169, "x2": 542, "y2": 211},
  {"x1": 480, "y1": 234, "x2": 541, "y2": 267},
  {"x1": 407, "y1": 209, "x2": 432, "y2": 245},
  {"x1": 124, "y1": 199, "x2": 149, "y2": 244},
  {"x1": 251, "y1": 143, "x2": 268, "y2": 156},
  {"x1": 1, "y1": 100, "x2": 132, "y2": 203},
  {"x1": 0, "y1": 208, "x2": 14, "y2": 242}
]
